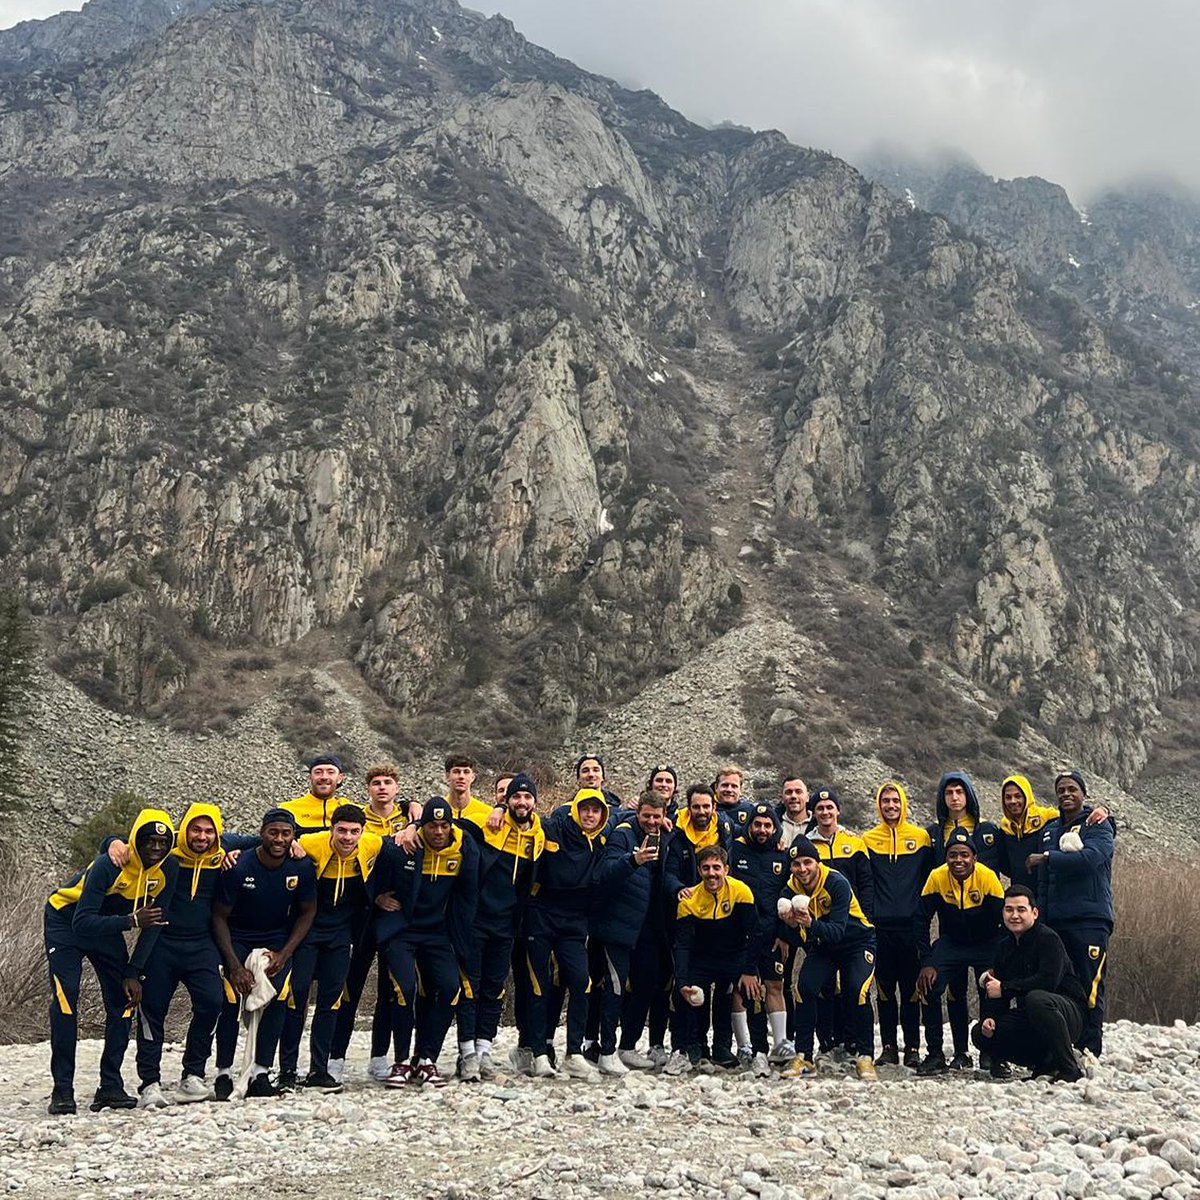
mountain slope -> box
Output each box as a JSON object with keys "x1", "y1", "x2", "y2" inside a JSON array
[{"x1": 1, "y1": 0, "x2": 1199, "y2": 796}]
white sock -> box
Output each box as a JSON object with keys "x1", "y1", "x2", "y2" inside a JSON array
[
  {"x1": 459, "y1": 1040, "x2": 476, "y2": 1058},
  {"x1": 477, "y1": 1039, "x2": 493, "y2": 1057},
  {"x1": 216, "y1": 1068, "x2": 231, "y2": 1080},
  {"x1": 769, "y1": 1010, "x2": 789, "y2": 1047},
  {"x1": 732, "y1": 1011, "x2": 751, "y2": 1051},
  {"x1": 248, "y1": 1065, "x2": 265, "y2": 1080}
]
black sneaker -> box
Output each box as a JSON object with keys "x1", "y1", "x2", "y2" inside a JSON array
[
  {"x1": 213, "y1": 1074, "x2": 234, "y2": 1102},
  {"x1": 90, "y1": 1086, "x2": 137, "y2": 1111},
  {"x1": 948, "y1": 1052, "x2": 973, "y2": 1071},
  {"x1": 582, "y1": 1043, "x2": 600, "y2": 1064},
  {"x1": 302, "y1": 1070, "x2": 343, "y2": 1094},
  {"x1": 1054, "y1": 1063, "x2": 1084, "y2": 1084},
  {"x1": 874, "y1": 1046, "x2": 899, "y2": 1066},
  {"x1": 916, "y1": 1052, "x2": 948, "y2": 1076},
  {"x1": 711, "y1": 1050, "x2": 740, "y2": 1071},
  {"x1": 48, "y1": 1090, "x2": 76, "y2": 1115},
  {"x1": 276, "y1": 1070, "x2": 298, "y2": 1092},
  {"x1": 903, "y1": 1046, "x2": 921, "y2": 1069},
  {"x1": 989, "y1": 1059, "x2": 1013, "y2": 1080},
  {"x1": 245, "y1": 1074, "x2": 281, "y2": 1098}
]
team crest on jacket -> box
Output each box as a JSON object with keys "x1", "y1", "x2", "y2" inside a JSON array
[
  {"x1": 968, "y1": 889, "x2": 981, "y2": 903},
  {"x1": 736, "y1": 812, "x2": 747, "y2": 823},
  {"x1": 905, "y1": 839, "x2": 916, "y2": 850},
  {"x1": 982, "y1": 833, "x2": 994, "y2": 845},
  {"x1": 1030, "y1": 817, "x2": 1042, "y2": 829},
  {"x1": 721, "y1": 900, "x2": 731, "y2": 914},
  {"x1": 1088, "y1": 945, "x2": 1101, "y2": 960},
  {"x1": 286, "y1": 875, "x2": 299, "y2": 890},
  {"x1": 772, "y1": 862, "x2": 782, "y2": 874},
  {"x1": 209, "y1": 854, "x2": 223, "y2": 866},
  {"x1": 864, "y1": 951, "x2": 874, "y2": 965},
  {"x1": 448, "y1": 859, "x2": 459, "y2": 872}
]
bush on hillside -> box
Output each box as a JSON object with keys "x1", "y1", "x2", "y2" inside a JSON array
[{"x1": 67, "y1": 790, "x2": 150, "y2": 870}]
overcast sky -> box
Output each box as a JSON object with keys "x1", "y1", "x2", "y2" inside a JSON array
[{"x1": 2, "y1": 0, "x2": 1195, "y2": 199}]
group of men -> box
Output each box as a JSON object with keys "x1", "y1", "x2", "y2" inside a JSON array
[{"x1": 44, "y1": 752, "x2": 1115, "y2": 1113}]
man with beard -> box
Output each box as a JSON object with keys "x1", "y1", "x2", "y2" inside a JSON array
[
  {"x1": 211, "y1": 810, "x2": 318, "y2": 1099},
  {"x1": 592, "y1": 790, "x2": 671, "y2": 1074},
  {"x1": 673, "y1": 846, "x2": 760, "y2": 1073},
  {"x1": 861, "y1": 781, "x2": 932, "y2": 1068},
  {"x1": 916, "y1": 829, "x2": 1004, "y2": 1074},
  {"x1": 728, "y1": 803, "x2": 791, "y2": 1073},
  {"x1": 282, "y1": 754, "x2": 352, "y2": 835},
  {"x1": 776, "y1": 777, "x2": 811, "y2": 849},
  {"x1": 458, "y1": 773, "x2": 546, "y2": 1080},
  {"x1": 1027, "y1": 771, "x2": 1115, "y2": 1057}
]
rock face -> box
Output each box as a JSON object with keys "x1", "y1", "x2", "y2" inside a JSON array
[{"x1": 0, "y1": 0, "x2": 1198, "y2": 786}]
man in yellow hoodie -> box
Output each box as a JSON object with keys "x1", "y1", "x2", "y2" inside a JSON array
[
  {"x1": 996, "y1": 775, "x2": 1059, "y2": 890},
  {"x1": 45, "y1": 809, "x2": 177, "y2": 1114},
  {"x1": 282, "y1": 754, "x2": 353, "y2": 834}
]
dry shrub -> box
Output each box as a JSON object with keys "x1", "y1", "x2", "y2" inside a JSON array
[
  {"x1": 0, "y1": 849, "x2": 53, "y2": 1042},
  {"x1": 1107, "y1": 857, "x2": 1200, "y2": 1024}
]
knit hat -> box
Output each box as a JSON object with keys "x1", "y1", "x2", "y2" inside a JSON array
[
  {"x1": 1054, "y1": 770, "x2": 1087, "y2": 796},
  {"x1": 421, "y1": 799, "x2": 453, "y2": 825},
  {"x1": 261, "y1": 808, "x2": 297, "y2": 830},
  {"x1": 647, "y1": 763, "x2": 678, "y2": 790},
  {"x1": 812, "y1": 786, "x2": 841, "y2": 810},
  {"x1": 946, "y1": 828, "x2": 977, "y2": 855},
  {"x1": 506, "y1": 773, "x2": 538, "y2": 801},
  {"x1": 789, "y1": 836, "x2": 819, "y2": 862}
]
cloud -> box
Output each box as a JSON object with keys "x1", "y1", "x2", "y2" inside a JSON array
[
  {"x1": 4, "y1": 0, "x2": 1196, "y2": 198},
  {"x1": 491, "y1": 0, "x2": 1200, "y2": 200},
  {"x1": 0, "y1": 1, "x2": 82, "y2": 29}
]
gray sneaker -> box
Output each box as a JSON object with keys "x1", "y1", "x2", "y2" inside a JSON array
[
  {"x1": 768, "y1": 1039, "x2": 796, "y2": 1064},
  {"x1": 509, "y1": 1046, "x2": 534, "y2": 1076},
  {"x1": 663, "y1": 1050, "x2": 692, "y2": 1077},
  {"x1": 647, "y1": 1045, "x2": 670, "y2": 1069},
  {"x1": 478, "y1": 1052, "x2": 497, "y2": 1080},
  {"x1": 751, "y1": 1051, "x2": 771, "y2": 1078},
  {"x1": 459, "y1": 1053, "x2": 481, "y2": 1082}
]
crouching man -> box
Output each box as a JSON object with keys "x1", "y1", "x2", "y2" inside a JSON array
[{"x1": 973, "y1": 885, "x2": 1088, "y2": 1083}]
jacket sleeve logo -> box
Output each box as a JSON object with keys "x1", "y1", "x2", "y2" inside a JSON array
[{"x1": 286, "y1": 875, "x2": 299, "y2": 890}]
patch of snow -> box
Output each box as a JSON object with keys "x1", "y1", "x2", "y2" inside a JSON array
[
  {"x1": 647, "y1": 370, "x2": 667, "y2": 384},
  {"x1": 1076, "y1": 206, "x2": 1092, "y2": 227},
  {"x1": 1186, "y1": 300, "x2": 1199, "y2": 310},
  {"x1": 1068, "y1": 256, "x2": 1080, "y2": 268},
  {"x1": 598, "y1": 508, "x2": 614, "y2": 535},
  {"x1": 903, "y1": 188, "x2": 916, "y2": 210},
  {"x1": 430, "y1": 24, "x2": 443, "y2": 41},
  {"x1": 700, "y1": 288, "x2": 706, "y2": 297}
]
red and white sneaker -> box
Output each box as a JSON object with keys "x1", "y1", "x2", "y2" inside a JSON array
[
  {"x1": 383, "y1": 1062, "x2": 413, "y2": 1088},
  {"x1": 411, "y1": 1061, "x2": 448, "y2": 1088}
]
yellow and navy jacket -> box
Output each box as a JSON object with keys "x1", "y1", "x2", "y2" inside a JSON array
[
  {"x1": 925, "y1": 771, "x2": 1002, "y2": 873},
  {"x1": 673, "y1": 876, "x2": 758, "y2": 983},
  {"x1": 530, "y1": 790, "x2": 610, "y2": 918},
  {"x1": 592, "y1": 817, "x2": 671, "y2": 949},
  {"x1": 282, "y1": 790, "x2": 353, "y2": 835},
  {"x1": 810, "y1": 826, "x2": 875, "y2": 921},
  {"x1": 477, "y1": 811, "x2": 546, "y2": 934},
  {"x1": 1035, "y1": 805, "x2": 1115, "y2": 929},
  {"x1": 447, "y1": 793, "x2": 494, "y2": 842},
  {"x1": 996, "y1": 775, "x2": 1059, "y2": 888},
  {"x1": 728, "y1": 808, "x2": 791, "y2": 955},
  {"x1": 861, "y1": 782, "x2": 934, "y2": 929},
  {"x1": 165, "y1": 802, "x2": 257, "y2": 939},
  {"x1": 919, "y1": 861, "x2": 1004, "y2": 958},
  {"x1": 663, "y1": 809, "x2": 733, "y2": 899},
  {"x1": 298, "y1": 829, "x2": 384, "y2": 937},
  {"x1": 781, "y1": 862, "x2": 874, "y2": 950},
  {"x1": 48, "y1": 808, "x2": 180, "y2": 977},
  {"x1": 371, "y1": 824, "x2": 479, "y2": 957},
  {"x1": 364, "y1": 803, "x2": 409, "y2": 838}
]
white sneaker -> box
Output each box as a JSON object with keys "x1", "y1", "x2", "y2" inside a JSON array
[
  {"x1": 531, "y1": 1055, "x2": 557, "y2": 1078},
  {"x1": 459, "y1": 1052, "x2": 481, "y2": 1082},
  {"x1": 768, "y1": 1039, "x2": 796, "y2": 1064},
  {"x1": 368, "y1": 1056, "x2": 392, "y2": 1081},
  {"x1": 137, "y1": 1082, "x2": 171, "y2": 1109},
  {"x1": 326, "y1": 1058, "x2": 345, "y2": 1084},
  {"x1": 619, "y1": 1049, "x2": 656, "y2": 1070},
  {"x1": 564, "y1": 1054, "x2": 601, "y2": 1081},
  {"x1": 647, "y1": 1045, "x2": 669, "y2": 1068},
  {"x1": 597, "y1": 1053, "x2": 629, "y2": 1076},
  {"x1": 663, "y1": 1050, "x2": 693, "y2": 1076},
  {"x1": 478, "y1": 1052, "x2": 497, "y2": 1080},
  {"x1": 751, "y1": 1051, "x2": 771, "y2": 1078},
  {"x1": 509, "y1": 1046, "x2": 534, "y2": 1075},
  {"x1": 175, "y1": 1075, "x2": 210, "y2": 1103}
]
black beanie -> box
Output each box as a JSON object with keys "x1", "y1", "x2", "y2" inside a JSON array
[
  {"x1": 789, "y1": 836, "x2": 819, "y2": 862},
  {"x1": 506, "y1": 773, "x2": 538, "y2": 801},
  {"x1": 1054, "y1": 770, "x2": 1087, "y2": 796}
]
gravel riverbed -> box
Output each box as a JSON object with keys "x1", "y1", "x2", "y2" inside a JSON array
[{"x1": 2, "y1": 1021, "x2": 1199, "y2": 1199}]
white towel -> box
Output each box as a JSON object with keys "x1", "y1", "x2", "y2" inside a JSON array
[
  {"x1": 234, "y1": 948, "x2": 278, "y2": 1098},
  {"x1": 1058, "y1": 829, "x2": 1084, "y2": 853}
]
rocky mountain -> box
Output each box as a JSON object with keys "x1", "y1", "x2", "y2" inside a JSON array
[{"x1": 2, "y1": 0, "x2": 1199, "y2": 812}]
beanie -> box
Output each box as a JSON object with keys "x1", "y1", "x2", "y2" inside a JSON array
[{"x1": 506, "y1": 773, "x2": 538, "y2": 801}]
